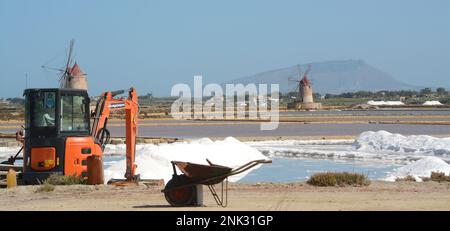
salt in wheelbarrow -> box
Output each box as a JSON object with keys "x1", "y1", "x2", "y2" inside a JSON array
[{"x1": 162, "y1": 159, "x2": 272, "y2": 207}]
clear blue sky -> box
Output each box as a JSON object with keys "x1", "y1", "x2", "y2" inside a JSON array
[{"x1": 0, "y1": 0, "x2": 449, "y2": 97}]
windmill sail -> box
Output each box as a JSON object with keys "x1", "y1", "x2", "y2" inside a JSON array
[
  {"x1": 60, "y1": 39, "x2": 75, "y2": 88},
  {"x1": 42, "y1": 39, "x2": 88, "y2": 90}
]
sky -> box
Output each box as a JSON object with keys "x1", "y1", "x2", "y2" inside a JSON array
[{"x1": 0, "y1": 0, "x2": 449, "y2": 97}]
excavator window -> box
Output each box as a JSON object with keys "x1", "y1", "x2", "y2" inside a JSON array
[
  {"x1": 24, "y1": 89, "x2": 90, "y2": 138},
  {"x1": 60, "y1": 94, "x2": 90, "y2": 132},
  {"x1": 29, "y1": 92, "x2": 56, "y2": 128}
]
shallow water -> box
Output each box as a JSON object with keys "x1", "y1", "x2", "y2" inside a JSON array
[
  {"x1": 0, "y1": 153, "x2": 399, "y2": 183},
  {"x1": 101, "y1": 154, "x2": 399, "y2": 183},
  {"x1": 238, "y1": 157, "x2": 398, "y2": 183},
  {"x1": 100, "y1": 155, "x2": 398, "y2": 183}
]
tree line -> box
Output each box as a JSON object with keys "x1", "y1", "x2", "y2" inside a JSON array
[{"x1": 319, "y1": 88, "x2": 447, "y2": 99}]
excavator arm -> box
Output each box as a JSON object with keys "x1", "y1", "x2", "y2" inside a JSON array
[{"x1": 91, "y1": 87, "x2": 139, "y2": 181}]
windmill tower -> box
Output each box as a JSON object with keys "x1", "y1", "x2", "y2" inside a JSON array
[
  {"x1": 288, "y1": 64, "x2": 321, "y2": 110},
  {"x1": 42, "y1": 39, "x2": 88, "y2": 90},
  {"x1": 299, "y1": 65, "x2": 314, "y2": 103}
]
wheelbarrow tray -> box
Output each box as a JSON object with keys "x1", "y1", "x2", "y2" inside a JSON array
[
  {"x1": 171, "y1": 161, "x2": 232, "y2": 185},
  {"x1": 163, "y1": 159, "x2": 272, "y2": 207}
]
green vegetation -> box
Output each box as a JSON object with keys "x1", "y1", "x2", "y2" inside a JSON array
[
  {"x1": 44, "y1": 173, "x2": 86, "y2": 185},
  {"x1": 318, "y1": 98, "x2": 367, "y2": 107},
  {"x1": 395, "y1": 175, "x2": 416, "y2": 182},
  {"x1": 307, "y1": 172, "x2": 370, "y2": 187},
  {"x1": 420, "y1": 88, "x2": 433, "y2": 96},
  {"x1": 35, "y1": 183, "x2": 55, "y2": 193},
  {"x1": 437, "y1": 88, "x2": 446, "y2": 96},
  {"x1": 34, "y1": 174, "x2": 86, "y2": 193},
  {"x1": 439, "y1": 97, "x2": 450, "y2": 105},
  {"x1": 422, "y1": 171, "x2": 450, "y2": 182}
]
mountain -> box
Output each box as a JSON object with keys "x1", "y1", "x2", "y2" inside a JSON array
[{"x1": 225, "y1": 60, "x2": 418, "y2": 94}]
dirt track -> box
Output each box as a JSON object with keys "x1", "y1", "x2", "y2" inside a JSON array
[{"x1": 1, "y1": 181, "x2": 450, "y2": 211}]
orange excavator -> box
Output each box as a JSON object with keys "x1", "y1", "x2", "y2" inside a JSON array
[{"x1": 19, "y1": 87, "x2": 139, "y2": 184}]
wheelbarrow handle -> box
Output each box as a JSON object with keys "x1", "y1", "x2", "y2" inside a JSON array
[
  {"x1": 171, "y1": 161, "x2": 178, "y2": 175},
  {"x1": 259, "y1": 159, "x2": 272, "y2": 164},
  {"x1": 230, "y1": 159, "x2": 271, "y2": 173}
]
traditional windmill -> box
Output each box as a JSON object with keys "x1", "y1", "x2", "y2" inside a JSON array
[
  {"x1": 41, "y1": 39, "x2": 88, "y2": 90},
  {"x1": 288, "y1": 64, "x2": 321, "y2": 110},
  {"x1": 288, "y1": 64, "x2": 313, "y2": 103}
]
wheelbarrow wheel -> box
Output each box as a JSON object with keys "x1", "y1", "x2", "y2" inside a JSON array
[{"x1": 164, "y1": 175, "x2": 196, "y2": 206}]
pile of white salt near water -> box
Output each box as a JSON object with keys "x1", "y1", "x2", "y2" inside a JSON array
[
  {"x1": 355, "y1": 131, "x2": 450, "y2": 181},
  {"x1": 367, "y1": 100, "x2": 404, "y2": 106},
  {"x1": 103, "y1": 137, "x2": 269, "y2": 184},
  {"x1": 422, "y1": 101, "x2": 443, "y2": 106},
  {"x1": 353, "y1": 130, "x2": 450, "y2": 157},
  {"x1": 385, "y1": 157, "x2": 450, "y2": 182}
]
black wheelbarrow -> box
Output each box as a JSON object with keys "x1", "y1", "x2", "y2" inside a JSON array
[{"x1": 162, "y1": 159, "x2": 272, "y2": 207}]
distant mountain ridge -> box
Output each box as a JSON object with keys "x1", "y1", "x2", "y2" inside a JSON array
[{"x1": 225, "y1": 60, "x2": 418, "y2": 94}]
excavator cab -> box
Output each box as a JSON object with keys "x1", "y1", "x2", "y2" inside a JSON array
[
  {"x1": 21, "y1": 87, "x2": 139, "y2": 185},
  {"x1": 22, "y1": 88, "x2": 101, "y2": 184}
]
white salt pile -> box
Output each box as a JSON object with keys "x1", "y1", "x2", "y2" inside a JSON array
[
  {"x1": 367, "y1": 100, "x2": 404, "y2": 106},
  {"x1": 246, "y1": 131, "x2": 450, "y2": 163},
  {"x1": 353, "y1": 130, "x2": 450, "y2": 157},
  {"x1": 385, "y1": 156, "x2": 450, "y2": 182},
  {"x1": 422, "y1": 101, "x2": 443, "y2": 106},
  {"x1": 246, "y1": 139, "x2": 354, "y2": 146},
  {"x1": 0, "y1": 147, "x2": 21, "y2": 160},
  {"x1": 103, "y1": 137, "x2": 269, "y2": 184}
]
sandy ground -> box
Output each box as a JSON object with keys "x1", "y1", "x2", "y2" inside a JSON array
[{"x1": 1, "y1": 181, "x2": 450, "y2": 211}]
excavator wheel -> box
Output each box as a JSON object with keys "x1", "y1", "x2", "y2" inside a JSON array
[{"x1": 164, "y1": 175, "x2": 196, "y2": 206}]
